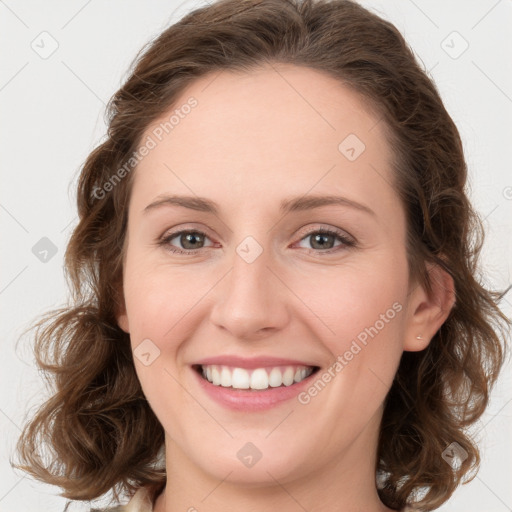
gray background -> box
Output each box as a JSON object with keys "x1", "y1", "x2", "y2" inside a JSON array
[{"x1": 1, "y1": 0, "x2": 511, "y2": 511}]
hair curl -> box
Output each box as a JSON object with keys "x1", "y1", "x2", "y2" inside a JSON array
[{"x1": 13, "y1": 0, "x2": 511, "y2": 510}]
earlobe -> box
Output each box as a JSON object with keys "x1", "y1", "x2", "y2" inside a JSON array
[
  {"x1": 117, "y1": 311, "x2": 130, "y2": 333},
  {"x1": 113, "y1": 284, "x2": 130, "y2": 333},
  {"x1": 115, "y1": 295, "x2": 130, "y2": 333},
  {"x1": 403, "y1": 262, "x2": 456, "y2": 352}
]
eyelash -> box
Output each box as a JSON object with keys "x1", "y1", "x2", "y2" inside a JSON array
[{"x1": 157, "y1": 227, "x2": 356, "y2": 256}]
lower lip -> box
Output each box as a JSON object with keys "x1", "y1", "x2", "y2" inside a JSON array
[{"x1": 191, "y1": 366, "x2": 319, "y2": 411}]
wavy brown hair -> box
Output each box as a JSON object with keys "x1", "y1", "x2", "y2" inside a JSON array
[{"x1": 13, "y1": 0, "x2": 511, "y2": 510}]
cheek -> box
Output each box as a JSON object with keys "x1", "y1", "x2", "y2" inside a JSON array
[
  {"x1": 288, "y1": 255, "x2": 408, "y2": 397},
  {"x1": 122, "y1": 252, "x2": 205, "y2": 341},
  {"x1": 292, "y1": 255, "x2": 407, "y2": 339},
  {"x1": 122, "y1": 258, "x2": 205, "y2": 423}
]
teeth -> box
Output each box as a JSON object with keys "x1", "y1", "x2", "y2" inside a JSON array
[
  {"x1": 250, "y1": 368, "x2": 268, "y2": 389},
  {"x1": 282, "y1": 367, "x2": 295, "y2": 386},
  {"x1": 232, "y1": 368, "x2": 250, "y2": 389},
  {"x1": 211, "y1": 366, "x2": 221, "y2": 385},
  {"x1": 220, "y1": 366, "x2": 231, "y2": 387},
  {"x1": 268, "y1": 368, "x2": 282, "y2": 387},
  {"x1": 199, "y1": 364, "x2": 315, "y2": 390}
]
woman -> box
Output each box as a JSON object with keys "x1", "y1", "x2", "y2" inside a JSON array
[{"x1": 14, "y1": 0, "x2": 510, "y2": 511}]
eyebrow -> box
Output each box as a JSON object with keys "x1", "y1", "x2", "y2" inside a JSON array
[{"x1": 143, "y1": 193, "x2": 376, "y2": 217}]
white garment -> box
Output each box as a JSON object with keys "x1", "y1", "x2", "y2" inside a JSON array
[{"x1": 123, "y1": 486, "x2": 155, "y2": 512}]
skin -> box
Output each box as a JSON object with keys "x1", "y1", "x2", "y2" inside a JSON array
[{"x1": 116, "y1": 63, "x2": 455, "y2": 512}]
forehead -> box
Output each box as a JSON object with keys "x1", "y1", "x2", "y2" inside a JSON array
[{"x1": 132, "y1": 63, "x2": 397, "y2": 216}]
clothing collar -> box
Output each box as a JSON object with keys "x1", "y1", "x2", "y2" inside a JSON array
[{"x1": 124, "y1": 484, "x2": 160, "y2": 512}]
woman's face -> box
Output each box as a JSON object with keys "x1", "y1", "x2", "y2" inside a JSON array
[{"x1": 117, "y1": 64, "x2": 431, "y2": 487}]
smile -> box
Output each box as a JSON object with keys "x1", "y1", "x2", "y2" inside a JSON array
[
  {"x1": 191, "y1": 364, "x2": 321, "y2": 411},
  {"x1": 193, "y1": 364, "x2": 318, "y2": 390}
]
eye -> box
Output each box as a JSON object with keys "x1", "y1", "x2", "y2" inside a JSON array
[
  {"x1": 294, "y1": 228, "x2": 356, "y2": 254},
  {"x1": 158, "y1": 229, "x2": 215, "y2": 255},
  {"x1": 158, "y1": 226, "x2": 356, "y2": 256}
]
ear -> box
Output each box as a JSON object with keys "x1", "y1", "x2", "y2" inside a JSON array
[
  {"x1": 114, "y1": 289, "x2": 130, "y2": 334},
  {"x1": 117, "y1": 308, "x2": 130, "y2": 334},
  {"x1": 403, "y1": 261, "x2": 456, "y2": 352}
]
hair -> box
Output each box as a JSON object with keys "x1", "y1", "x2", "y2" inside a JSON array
[{"x1": 13, "y1": 0, "x2": 511, "y2": 510}]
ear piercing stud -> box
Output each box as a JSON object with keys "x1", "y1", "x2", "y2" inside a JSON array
[{"x1": 416, "y1": 335, "x2": 423, "y2": 340}]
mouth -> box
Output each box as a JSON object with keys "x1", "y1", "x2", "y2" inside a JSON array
[{"x1": 192, "y1": 363, "x2": 321, "y2": 391}]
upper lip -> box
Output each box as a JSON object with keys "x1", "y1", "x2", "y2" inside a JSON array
[{"x1": 193, "y1": 355, "x2": 319, "y2": 369}]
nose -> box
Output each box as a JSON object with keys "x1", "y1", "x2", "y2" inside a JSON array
[{"x1": 209, "y1": 243, "x2": 290, "y2": 340}]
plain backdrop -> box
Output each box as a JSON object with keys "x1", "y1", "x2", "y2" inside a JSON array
[{"x1": 1, "y1": 1, "x2": 511, "y2": 511}]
